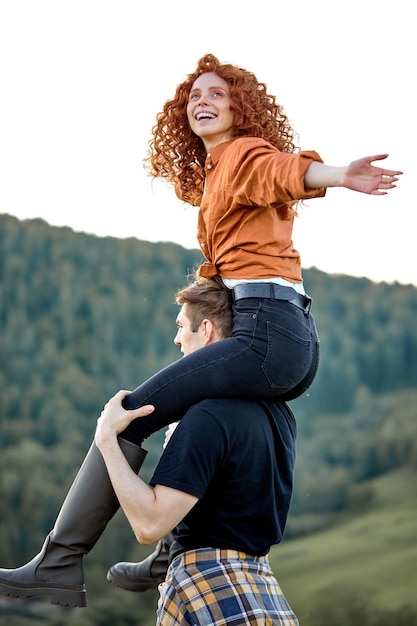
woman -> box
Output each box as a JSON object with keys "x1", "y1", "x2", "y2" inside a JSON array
[{"x1": 0, "y1": 54, "x2": 402, "y2": 607}]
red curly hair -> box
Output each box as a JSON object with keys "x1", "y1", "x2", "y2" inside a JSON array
[{"x1": 145, "y1": 53, "x2": 299, "y2": 206}]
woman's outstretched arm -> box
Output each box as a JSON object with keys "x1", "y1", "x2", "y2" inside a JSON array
[{"x1": 304, "y1": 154, "x2": 403, "y2": 195}]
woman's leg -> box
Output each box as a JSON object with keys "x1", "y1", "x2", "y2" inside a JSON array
[
  {"x1": 122, "y1": 299, "x2": 320, "y2": 445},
  {"x1": 0, "y1": 439, "x2": 147, "y2": 607}
]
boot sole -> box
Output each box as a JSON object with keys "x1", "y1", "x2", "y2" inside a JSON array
[
  {"x1": 107, "y1": 570, "x2": 163, "y2": 592},
  {"x1": 0, "y1": 579, "x2": 86, "y2": 607}
]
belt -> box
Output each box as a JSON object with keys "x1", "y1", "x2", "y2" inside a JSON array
[{"x1": 232, "y1": 283, "x2": 312, "y2": 313}]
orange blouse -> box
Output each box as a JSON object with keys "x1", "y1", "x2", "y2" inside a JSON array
[{"x1": 192, "y1": 137, "x2": 326, "y2": 283}]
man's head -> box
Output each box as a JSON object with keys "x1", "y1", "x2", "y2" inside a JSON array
[{"x1": 174, "y1": 276, "x2": 233, "y2": 356}]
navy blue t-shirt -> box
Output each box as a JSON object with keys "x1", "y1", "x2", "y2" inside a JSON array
[{"x1": 150, "y1": 398, "x2": 296, "y2": 556}]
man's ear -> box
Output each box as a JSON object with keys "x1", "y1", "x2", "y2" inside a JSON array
[{"x1": 201, "y1": 319, "x2": 216, "y2": 345}]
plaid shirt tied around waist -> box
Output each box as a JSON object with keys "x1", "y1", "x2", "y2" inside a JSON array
[{"x1": 156, "y1": 547, "x2": 299, "y2": 626}]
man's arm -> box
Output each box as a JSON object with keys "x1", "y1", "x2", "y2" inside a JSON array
[{"x1": 95, "y1": 390, "x2": 198, "y2": 544}]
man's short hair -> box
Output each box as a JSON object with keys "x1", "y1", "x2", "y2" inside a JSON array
[{"x1": 175, "y1": 276, "x2": 233, "y2": 339}]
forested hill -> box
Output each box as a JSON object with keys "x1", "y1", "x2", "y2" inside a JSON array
[{"x1": 1, "y1": 212, "x2": 417, "y2": 624}]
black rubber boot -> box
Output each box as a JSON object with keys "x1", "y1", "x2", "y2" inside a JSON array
[
  {"x1": 107, "y1": 533, "x2": 173, "y2": 592},
  {"x1": 0, "y1": 438, "x2": 147, "y2": 607}
]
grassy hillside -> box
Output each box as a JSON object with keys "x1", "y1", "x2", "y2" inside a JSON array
[{"x1": 270, "y1": 467, "x2": 417, "y2": 624}]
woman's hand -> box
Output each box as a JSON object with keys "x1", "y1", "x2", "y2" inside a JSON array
[{"x1": 342, "y1": 154, "x2": 403, "y2": 195}]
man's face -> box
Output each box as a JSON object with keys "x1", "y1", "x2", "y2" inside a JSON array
[{"x1": 174, "y1": 304, "x2": 205, "y2": 356}]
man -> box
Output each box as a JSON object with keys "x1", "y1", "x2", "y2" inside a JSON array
[{"x1": 95, "y1": 277, "x2": 299, "y2": 625}]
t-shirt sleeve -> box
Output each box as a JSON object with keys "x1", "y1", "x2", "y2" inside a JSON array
[{"x1": 150, "y1": 403, "x2": 226, "y2": 499}]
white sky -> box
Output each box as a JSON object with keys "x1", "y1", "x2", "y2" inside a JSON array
[{"x1": 1, "y1": 0, "x2": 415, "y2": 286}]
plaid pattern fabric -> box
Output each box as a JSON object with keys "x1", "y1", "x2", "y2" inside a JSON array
[{"x1": 156, "y1": 548, "x2": 298, "y2": 625}]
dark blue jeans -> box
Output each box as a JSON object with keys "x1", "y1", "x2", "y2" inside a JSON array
[{"x1": 122, "y1": 297, "x2": 320, "y2": 445}]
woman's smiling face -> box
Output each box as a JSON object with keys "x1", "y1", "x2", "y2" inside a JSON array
[{"x1": 187, "y1": 72, "x2": 235, "y2": 151}]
